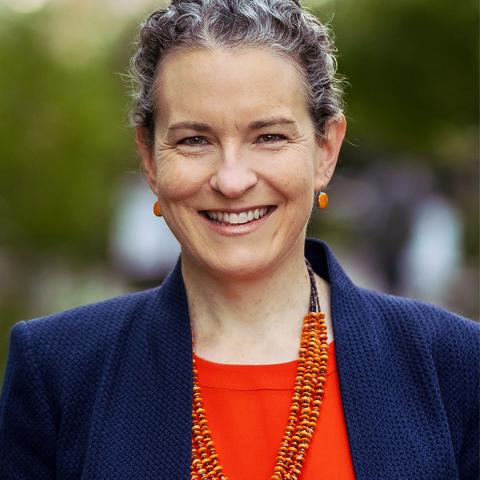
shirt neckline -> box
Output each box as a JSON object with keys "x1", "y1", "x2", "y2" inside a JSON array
[{"x1": 193, "y1": 341, "x2": 336, "y2": 391}]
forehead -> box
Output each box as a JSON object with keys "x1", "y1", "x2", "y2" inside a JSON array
[{"x1": 153, "y1": 47, "x2": 310, "y2": 128}]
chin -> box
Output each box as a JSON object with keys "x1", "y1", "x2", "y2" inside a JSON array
[
  {"x1": 197, "y1": 238, "x2": 301, "y2": 281},
  {"x1": 189, "y1": 244, "x2": 274, "y2": 280},
  {"x1": 224, "y1": 254, "x2": 272, "y2": 279},
  {"x1": 219, "y1": 259, "x2": 268, "y2": 279}
]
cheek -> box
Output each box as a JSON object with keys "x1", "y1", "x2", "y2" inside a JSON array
[
  {"x1": 267, "y1": 153, "x2": 315, "y2": 201},
  {"x1": 155, "y1": 155, "x2": 210, "y2": 203}
]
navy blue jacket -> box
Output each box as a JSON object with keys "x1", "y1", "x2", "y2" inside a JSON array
[{"x1": 1, "y1": 239, "x2": 478, "y2": 479}]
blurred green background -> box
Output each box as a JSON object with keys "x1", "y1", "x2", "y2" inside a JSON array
[{"x1": 0, "y1": 0, "x2": 478, "y2": 381}]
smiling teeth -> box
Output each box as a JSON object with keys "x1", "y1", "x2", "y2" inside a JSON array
[{"x1": 206, "y1": 207, "x2": 269, "y2": 224}]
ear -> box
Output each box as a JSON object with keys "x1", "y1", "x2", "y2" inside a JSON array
[
  {"x1": 313, "y1": 113, "x2": 346, "y2": 191},
  {"x1": 135, "y1": 127, "x2": 158, "y2": 194}
]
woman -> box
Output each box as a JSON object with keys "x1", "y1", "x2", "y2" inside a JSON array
[{"x1": 0, "y1": 1, "x2": 478, "y2": 479}]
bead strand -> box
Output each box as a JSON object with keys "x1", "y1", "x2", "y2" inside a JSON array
[
  {"x1": 277, "y1": 314, "x2": 328, "y2": 479},
  {"x1": 191, "y1": 354, "x2": 229, "y2": 480},
  {"x1": 287, "y1": 315, "x2": 328, "y2": 478}
]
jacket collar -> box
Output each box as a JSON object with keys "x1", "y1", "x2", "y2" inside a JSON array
[{"x1": 306, "y1": 239, "x2": 386, "y2": 476}]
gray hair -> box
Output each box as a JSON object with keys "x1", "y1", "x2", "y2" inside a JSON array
[{"x1": 129, "y1": 0, "x2": 344, "y2": 148}]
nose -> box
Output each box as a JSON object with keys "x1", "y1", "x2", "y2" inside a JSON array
[{"x1": 209, "y1": 148, "x2": 258, "y2": 198}]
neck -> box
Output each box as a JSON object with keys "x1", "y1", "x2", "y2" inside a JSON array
[{"x1": 181, "y1": 237, "x2": 314, "y2": 363}]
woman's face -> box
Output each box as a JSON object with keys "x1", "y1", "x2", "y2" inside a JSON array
[{"x1": 138, "y1": 47, "x2": 345, "y2": 279}]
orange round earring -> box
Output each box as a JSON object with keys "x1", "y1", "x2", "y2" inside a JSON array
[
  {"x1": 318, "y1": 192, "x2": 329, "y2": 209},
  {"x1": 153, "y1": 200, "x2": 162, "y2": 217}
]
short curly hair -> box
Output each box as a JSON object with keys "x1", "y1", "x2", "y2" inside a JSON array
[{"x1": 129, "y1": 0, "x2": 344, "y2": 148}]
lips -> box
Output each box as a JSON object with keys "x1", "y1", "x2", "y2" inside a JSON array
[{"x1": 200, "y1": 206, "x2": 275, "y2": 225}]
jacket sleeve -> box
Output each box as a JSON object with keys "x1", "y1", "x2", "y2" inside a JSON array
[
  {"x1": 459, "y1": 328, "x2": 480, "y2": 480},
  {"x1": 0, "y1": 321, "x2": 57, "y2": 479},
  {"x1": 459, "y1": 396, "x2": 479, "y2": 480}
]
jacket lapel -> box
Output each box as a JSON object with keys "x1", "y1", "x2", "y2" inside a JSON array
[
  {"x1": 145, "y1": 260, "x2": 194, "y2": 478},
  {"x1": 82, "y1": 260, "x2": 193, "y2": 479},
  {"x1": 307, "y1": 239, "x2": 394, "y2": 479}
]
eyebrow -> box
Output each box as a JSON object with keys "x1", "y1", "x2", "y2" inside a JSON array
[
  {"x1": 167, "y1": 116, "x2": 297, "y2": 132},
  {"x1": 168, "y1": 121, "x2": 211, "y2": 132},
  {"x1": 248, "y1": 116, "x2": 297, "y2": 130}
]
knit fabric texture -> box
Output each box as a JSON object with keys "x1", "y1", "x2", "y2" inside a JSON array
[{"x1": 0, "y1": 238, "x2": 478, "y2": 479}]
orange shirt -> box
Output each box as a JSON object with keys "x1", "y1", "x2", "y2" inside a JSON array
[{"x1": 194, "y1": 341, "x2": 355, "y2": 479}]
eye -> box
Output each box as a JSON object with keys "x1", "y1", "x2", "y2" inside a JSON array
[
  {"x1": 178, "y1": 136, "x2": 209, "y2": 146},
  {"x1": 256, "y1": 134, "x2": 287, "y2": 143}
]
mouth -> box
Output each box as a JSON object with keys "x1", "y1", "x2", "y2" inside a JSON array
[{"x1": 199, "y1": 205, "x2": 276, "y2": 226}]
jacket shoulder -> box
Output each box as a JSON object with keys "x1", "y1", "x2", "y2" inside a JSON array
[
  {"x1": 356, "y1": 288, "x2": 478, "y2": 390},
  {"x1": 7, "y1": 287, "x2": 164, "y2": 404},
  {"x1": 16, "y1": 287, "x2": 162, "y2": 351},
  {"x1": 358, "y1": 287, "x2": 479, "y2": 406},
  {"x1": 358, "y1": 287, "x2": 479, "y2": 344}
]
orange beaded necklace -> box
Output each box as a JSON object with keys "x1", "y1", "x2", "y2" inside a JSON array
[{"x1": 190, "y1": 260, "x2": 329, "y2": 480}]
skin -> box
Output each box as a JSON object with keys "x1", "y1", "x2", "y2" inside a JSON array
[{"x1": 136, "y1": 47, "x2": 346, "y2": 364}]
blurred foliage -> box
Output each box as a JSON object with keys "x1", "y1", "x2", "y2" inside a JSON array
[
  {"x1": 0, "y1": 9, "x2": 134, "y2": 261},
  {"x1": 331, "y1": 0, "x2": 478, "y2": 159},
  {"x1": 0, "y1": 0, "x2": 478, "y2": 379}
]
